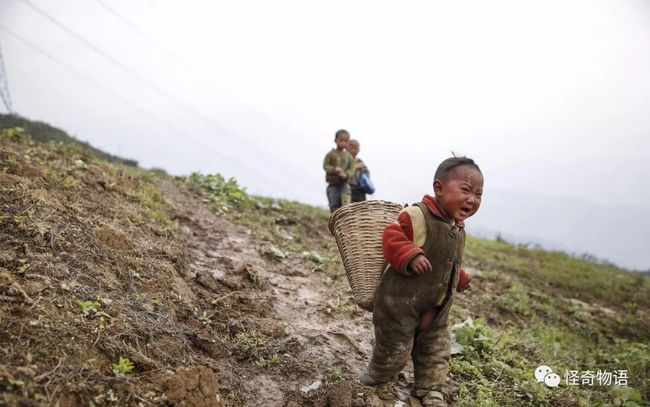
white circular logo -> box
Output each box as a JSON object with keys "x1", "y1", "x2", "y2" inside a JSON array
[
  {"x1": 534, "y1": 365, "x2": 553, "y2": 383},
  {"x1": 544, "y1": 373, "x2": 561, "y2": 388}
]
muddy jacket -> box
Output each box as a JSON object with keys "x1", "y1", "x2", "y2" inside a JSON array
[
  {"x1": 377, "y1": 199, "x2": 464, "y2": 315},
  {"x1": 368, "y1": 196, "x2": 465, "y2": 388},
  {"x1": 322, "y1": 149, "x2": 354, "y2": 185}
]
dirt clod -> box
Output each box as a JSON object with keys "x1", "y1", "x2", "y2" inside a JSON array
[{"x1": 162, "y1": 366, "x2": 224, "y2": 406}]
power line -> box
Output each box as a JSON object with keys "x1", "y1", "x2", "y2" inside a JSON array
[
  {"x1": 0, "y1": 25, "x2": 231, "y2": 170},
  {"x1": 0, "y1": 37, "x2": 13, "y2": 112},
  {"x1": 16, "y1": 0, "x2": 230, "y2": 134},
  {"x1": 92, "y1": 0, "x2": 199, "y2": 79},
  {"x1": 14, "y1": 0, "x2": 313, "y2": 191},
  {"x1": 89, "y1": 0, "x2": 328, "y2": 160},
  {"x1": 0, "y1": 24, "x2": 293, "y2": 196}
]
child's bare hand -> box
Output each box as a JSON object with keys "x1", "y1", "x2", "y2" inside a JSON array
[
  {"x1": 409, "y1": 255, "x2": 432, "y2": 274},
  {"x1": 457, "y1": 268, "x2": 472, "y2": 292}
]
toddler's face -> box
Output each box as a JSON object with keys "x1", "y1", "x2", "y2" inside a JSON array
[
  {"x1": 435, "y1": 166, "x2": 483, "y2": 222},
  {"x1": 348, "y1": 143, "x2": 359, "y2": 157},
  {"x1": 335, "y1": 134, "x2": 349, "y2": 150}
]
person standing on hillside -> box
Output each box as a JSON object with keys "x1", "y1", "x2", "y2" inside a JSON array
[
  {"x1": 347, "y1": 139, "x2": 371, "y2": 202},
  {"x1": 360, "y1": 156, "x2": 481, "y2": 406},
  {"x1": 323, "y1": 129, "x2": 354, "y2": 212}
]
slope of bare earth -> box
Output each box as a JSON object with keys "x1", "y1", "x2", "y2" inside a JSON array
[
  {"x1": 0, "y1": 135, "x2": 402, "y2": 406},
  {"x1": 1, "y1": 132, "x2": 648, "y2": 406}
]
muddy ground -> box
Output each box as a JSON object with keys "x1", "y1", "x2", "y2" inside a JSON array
[
  {"x1": 1, "y1": 136, "x2": 466, "y2": 406},
  {"x1": 160, "y1": 179, "x2": 451, "y2": 406}
]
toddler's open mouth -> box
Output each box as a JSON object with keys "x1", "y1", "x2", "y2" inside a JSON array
[{"x1": 460, "y1": 207, "x2": 472, "y2": 216}]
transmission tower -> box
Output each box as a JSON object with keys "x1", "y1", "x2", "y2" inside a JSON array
[{"x1": 0, "y1": 37, "x2": 13, "y2": 113}]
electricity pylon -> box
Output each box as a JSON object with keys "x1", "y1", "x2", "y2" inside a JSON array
[{"x1": 0, "y1": 38, "x2": 13, "y2": 113}]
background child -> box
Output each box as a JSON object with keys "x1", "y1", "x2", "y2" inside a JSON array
[
  {"x1": 322, "y1": 129, "x2": 354, "y2": 212},
  {"x1": 361, "y1": 156, "x2": 483, "y2": 406},
  {"x1": 347, "y1": 139, "x2": 371, "y2": 202}
]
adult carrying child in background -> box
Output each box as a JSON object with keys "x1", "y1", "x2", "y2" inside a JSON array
[{"x1": 323, "y1": 129, "x2": 355, "y2": 213}]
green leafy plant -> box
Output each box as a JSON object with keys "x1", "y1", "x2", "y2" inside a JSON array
[
  {"x1": 15, "y1": 263, "x2": 28, "y2": 276},
  {"x1": 233, "y1": 330, "x2": 268, "y2": 361},
  {"x1": 2, "y1": 127, "x2": 26, "y2": 140},
  {"x1": 112, "y1": 356, "x2": 134, "y2": 377},
  {"x1": 234, "y1": 331, "x2": 267, "y2": 350},
  {"x1": 264, "y1": 245, "x2": 286, "y2": 260},
  {"x1": 609, "y1": 386, "x2": 642, "y2": 406},
  {"x1": 77, "y1": 300, "x2": 101, "y2": 316},
  {"x1": 198, "y1": 310, "x2": 212, "y2": 325},
  {"x1": 13, "y1": 215, "x2": 26, "y2": 224},
  {"x1": 255, "y1": 353, "x2": 285, "y2": 368},
  {"x1": 185, "y1": 172, "x2": 249, "y2": 214},
  {"x1": 496, "y1": 281, "x2": 531, "y2": 316},
  {"x1": 6, "y1": 379, "x2": 25, "y2": 390},
  {"x1": 326, "y1": 368, "x2": 343, "y2": 383},
  {"x1": 454, "y1": 318, "x2": 495, "y2": 356},
  {"x1": 106, "y1": 390, "x2": 118, "y2": 402},
  {"x1": 302, "y1": 250, "x2": 325, "y2": 264},
  {"x1": 246, "y1": 264, "x2": 265, "y2": 288}
]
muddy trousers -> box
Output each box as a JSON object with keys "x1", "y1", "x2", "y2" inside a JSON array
[
  {"x1": 326, "y1": 183, "x2": 351, "y2": 213},
  {"x1": 367, "y1": 308, "x2": 451, "y2": 390}
]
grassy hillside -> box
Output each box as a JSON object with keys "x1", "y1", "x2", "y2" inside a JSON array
[
  {"x1": 0, "y1": 114, "x2": 138, "y2": 167},
  {"x1": 0, "y1": 124, "x2": 648, "y2": 406}
]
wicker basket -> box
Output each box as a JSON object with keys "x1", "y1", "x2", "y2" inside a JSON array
[{"x1": 328, "y1": 200, "x2": 403, "y2": 311}]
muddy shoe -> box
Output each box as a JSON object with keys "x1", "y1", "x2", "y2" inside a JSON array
[
  {"x1": 413, "y1": 388, "x2": 446, "y2": 407},
  {"x1": 359, "y1": 369, "x2": 380, "y2": 386},
  {"x1": 359, "y1": 370, "x2": 395, "y2": 400},
  {"x1": 375, "y1": 383, "x2": 396, "y2": 401}
]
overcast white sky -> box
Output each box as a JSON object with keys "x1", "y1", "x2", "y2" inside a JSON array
[{"x1": 1, "y1": 0, "x2": 649, "y2": 269}]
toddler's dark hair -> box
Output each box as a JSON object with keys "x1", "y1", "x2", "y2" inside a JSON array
[
  {"x1": 434, "y1": 156, "x2": 482, "y2": 182},
  {"x1": 335, "y1": 129, "x2": 349, "y2": 140}
]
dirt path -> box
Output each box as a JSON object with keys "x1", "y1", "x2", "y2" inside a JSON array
[{"x1": 160, "y1": 179, "x2": 433, "y2": 406}]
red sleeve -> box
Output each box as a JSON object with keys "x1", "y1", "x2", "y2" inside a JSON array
[{"x1": 382, "y1": 211, "x2": 425, "y2": 275}]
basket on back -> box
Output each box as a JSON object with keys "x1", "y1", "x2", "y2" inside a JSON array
[{"x1": 328, "y1": 200, "x2": 403, "y2": 311}]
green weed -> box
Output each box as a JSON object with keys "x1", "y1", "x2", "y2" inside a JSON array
[
  {"x1": 14, "y1": 262, "x2": 28, "y2": 276},
  {"x1": 2, "y1": 127, "x2": 26, "y2": 140},
  {"x1": 111, "y1": 356, "x2": 134, "y2": 377},
  {"x1": 497, "y1": 281, "x2": 531, "y2": 316},
  {"x1": 126, "y1": 182, "x2": 177, "y2": 231},
  {"x1": 246, "y1": 265, "x2": 265, "y2": 288},
  {"x1": 77, "y1": 300, "x2": 101, "y2": 317},
  {"x1": 12, "y1": 215, "x2": 25, "y2": 224},
  {"x1": 185, "y1": 172, "x2": 250, "y2": 214},
  {"x1": 233, "y1": 330, "x2": 268, "y2": 360},
  {"x1": 255, "y1": 353, "x2": 288, "y2": 369},
  {"x1": 326, "y1": 368, "x2": 343, "y2": 383},
  {"x1": 198, "y1": 310, "x2": 212, "y2": 325}
]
